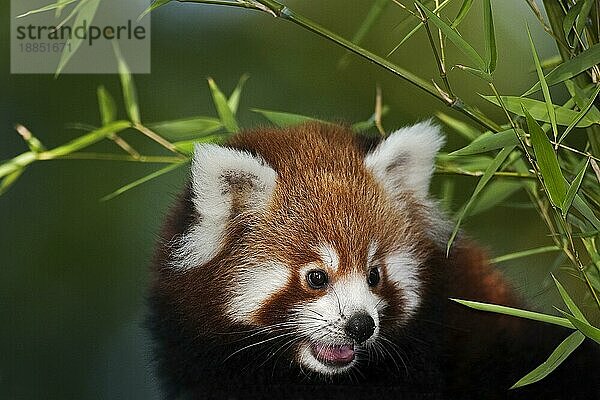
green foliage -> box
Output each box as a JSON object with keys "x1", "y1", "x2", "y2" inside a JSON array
[{"x1": 6, "y1": 0, "x2": 600, "y2": 391}]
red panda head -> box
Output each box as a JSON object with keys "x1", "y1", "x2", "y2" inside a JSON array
[{"x1": 160, "y1": 121, "x2": 445, "y2": 376}]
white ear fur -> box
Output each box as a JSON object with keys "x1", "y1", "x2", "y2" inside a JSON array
[
  {"x1": 364, "y1": 120, "x2": 445, "y2": 199},
  {"x1": 173, "y1": 144, "x2": 277, "y2": 271}
]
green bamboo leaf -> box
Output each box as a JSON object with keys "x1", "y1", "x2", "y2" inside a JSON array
[
  {"x1": 575, "y1": 0, "x2": 594, "y2": 39},
  {"x1": 0, "y1": 168, "x2": 25, "y2": 196},
  {"x1": 527, "y1": 26, "x2": 558, "y2": 141},
  {"x1": 454, "y1": 64, "x2": 492, "y2": 82},
  {"x1": 451, "y1": 0, "x2": 474, "y2": 28},
  {"x1": 482, "y1": 0, "x2": 496, "y2": 73},
  {"x1": 481, "y1": 96, "x2": 598, "y2": 127},
  {"x1": 491, "y1": 245, "x2": 560, "y2": 264},
  {"x1": 573, "y1": 195, "x2": 600, "y2": 231},
  {"x1": 414, "y1": 1, "x2": 486, "y2": 71},
  {"x1": 252, "y1": 108, "x2": 325, "y2": 127},
  {"x1": 173, "y1": 135, "x2": 225, "y2": 156},
  {"x1": 101, "y1": 161, "x2": 187, "y2": 202},
  {"x1": 558, "y1": 310, "x2": 600, "y2": 345},
  {"x1": 561, "y1": 159, "x2": 589, "y2": 217},
  {"x1": 149, "y1": 117, "x2": 223, "y2": 139},
  {"x1": 44, "y1": 121, "x2": 131, "y2": 158},
  {"x1": 524, "y1": 44, "x2": 600, "y2": 95},
  {"x1": 55, "y1": 0, "x2": 101, "y2": 76},
  {"x1": 387, "y1": 0, "x2": 453, "y2": 56},
  {"x1": 562, "y1": 0, "x2": 584, "y2": 39},
  {"x1": 339, "y1": 0, "x2": 389, "y2": 68},
  {"x1": 559, "y1": 85, "x2": 600, "y2": 144},
  {"x1": 208, "y1": 78, "x2": 239, "y2": 133},
  {"x1": 470, "y1": 181, "x2": 523, "y2": 216},
  {"x1": 16, "y1": 0, "x2": 77, "y2": 18},
  {"x1": 552, "y1": 276, "x2": 588, "y2": 322},
  {"x1": 511, "y1": 331, "x2": 585, "y2": 389},
  {"x1": 447, "y1": 145, "x2": 515, "y2": 253},
  {"x1": 451, "y1": 299, "x2": 575, "y2": 329},
  {"x1": 227, "y1": 74, "x2": 249, "y2": 115},
  {"x1": 97, "y1": 86, "x2": 117, "y2": 126},
  {"x1": 351, "y1": 105, "x2": 390, "y2": 133},
  {"x1": 139, "y1": 0, "x2": 171, "y2": 20},
  {"x1": 523, "y1": 107, "x2": 567, "y2": 208},
  {"x1": 449, "y1": 129, "x2": 519, "y2": 156},
  {"x1": 435, "y1": 112, "x2": 480, "y2": 141},
  {"x1": 113, "y1": 44, "x2": 141, "y2": 124}
]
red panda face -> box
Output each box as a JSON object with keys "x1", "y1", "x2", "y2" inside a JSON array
[{"x1": 163, "y1": 121, "x2": 445, "y2": 376}]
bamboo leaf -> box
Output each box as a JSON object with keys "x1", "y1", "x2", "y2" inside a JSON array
[
  {"x1": 470, "y1": 181, "x2": 523, "y2": 216},
  {"x1": 148, "y1": 117, "x2": 223, "y2": 139},
  {"x1": 482, "y1": 0, "x2": 496, "y2": 73},
  {"x1": 451, "y1": 0, "x2": 474, "y2": 28},
  {"x1": 491, "y1": 246, "x2": 560, "y2": 264},
  {"x1": 97, "y1": 86, "x2": 117, "y2": 126},
  {"x1": 173, "y1": 135, "x2": 225, "y2": 155},
  {"x1": 352, "y1": 105, "x2": 390, "y2": 133},
  {"x1": 227, "y1": 74, "x2": 249, "y2": 114},
  {"x1": 481, "y1": 96, "x2": 598, "y2": 127},
  {"x1": 523, "y1": 107, "x2": 567, "y2": 208},
  {"x1": 454, "y1": 64, "x2": 492, "y2": 82},
  {"x1": 562, "y1": 1, "x2": 584, "y2": 39},
  {"x1": 558, "y1": 85, "x2": 600, "y2": 144},
  {"x1": 16, "y1": 0, "x2": 77, "y2": 18},
  {"x1": 449, "y1": 129, "x2": 519, "y2": 156},
  {"x1": 252, "y1": 108, "x2": 325, "y2": 127},
  {"x1": 561, "y1": 159, "x2": 589, "y2": 217},
  {"x1": 573, "y1": 195, "x2": 600, "y2": 231},
  {"x1": 114, "y1": 44, "x2": 141, "y2": 124},
  {"x1": 208, "y1": 78, "x2": 239, "y2": 133},
  {"x1": 575, "y1": 0, "x2": 594, "y2": 39},
  {"x1": 101, "y1": 162, "x2": 186, "y2": 201},
  {"x1": 139, "y1": 0, "x2": 171, "y2": 20},
  {"x1": 414, "y1": 1, "x2": 486, "y2": 71},
  {"x1": 435, "y1": 112, "x2": 480, "y2": 141},
  {"x1": 451, "y1": 299, "x2": 575, "y2": 329},
  {"x1": 388, "y1": 0, "x2": 453, "y2": 56},
  {"x1": 339, "y1": 0, "x2": 389, "y2": 68},
  {"x1": 511, "y1": 331, "x2": 585, "y2": 389},
  {"x1": 524, "y1": 44, "x2": 600, "y2": 95},
  {"x1": 447, "y1": 145, "x2": 515, "y2": 253},
  {"x1": 0, "y1": 169, "x2": 25, "y2": 196},
  {"x1": 44, "y1": 121, "x2": 132, "y2": 158},
  {"x1": 527, "y1": 26, "x2": 558, "y2": 141},
  {"x1": 558, "y1": 310, "x2": 600, "y2": 345},
  {"x1": 553, "y1": 276, "x2": 588, "y2": 322},
  {"x1": 55, "y1": 0, "x2": 101, "y2": 76}
]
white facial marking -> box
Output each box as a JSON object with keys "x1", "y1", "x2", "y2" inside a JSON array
[
  {"x1": 317, "y1": 243, "x2": 339, "y2": 272},
  {"x1": 170, "y1": 144, "x2": 277, "y2": 271},
  {"x1": 294, "y1": 273, "x2": 385, "y2": 374},
  {"x1": 364, "y1": 120, "x2": 445, "y2": 200},
  {"x1": 385, "y1": 250, "x2": 422, "y2": 318},
  {"x1": 228, "y1": 261, "x2": 290, "y2": 324},
  {"x1": 368, "y1": 242, "x2": 378, "y2": 264}
]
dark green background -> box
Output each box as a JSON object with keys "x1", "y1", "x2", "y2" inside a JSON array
[{"x1": 1, "y1": 1, "x2": 575, "y2": 399}]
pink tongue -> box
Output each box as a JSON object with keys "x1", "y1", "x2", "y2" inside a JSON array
[{"x1": 312, "y1": 343, "x2": 355, "y2": 364}]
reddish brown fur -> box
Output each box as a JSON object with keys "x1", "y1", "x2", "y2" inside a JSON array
[{"x1": 149, "y1": 122, "x2": 599, "y2": 399}]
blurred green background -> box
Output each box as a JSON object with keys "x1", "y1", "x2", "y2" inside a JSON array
[{"x1": 0, "y1": 1, "x2": 579, "y2": 399}]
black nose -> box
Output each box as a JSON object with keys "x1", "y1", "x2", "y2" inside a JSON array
[{"x1": 344, "y1": 312, "x2": 375, "y2": 343}]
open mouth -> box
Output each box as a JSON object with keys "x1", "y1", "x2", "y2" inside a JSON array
[{"x1": 310, "y1": 342, "x2": 355, "y2": 366}]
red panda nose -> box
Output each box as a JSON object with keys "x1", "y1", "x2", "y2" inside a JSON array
[{"x1": 344, "y1": 312, "x2": 375, "y2": 343}]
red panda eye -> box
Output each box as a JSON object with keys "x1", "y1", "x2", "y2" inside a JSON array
[
  {"x1": 306, "y1": 270, "x2": 328, "y2": 289},
  {"x1": 368, "y1": 268, "x2": 380, "y2": 287}
]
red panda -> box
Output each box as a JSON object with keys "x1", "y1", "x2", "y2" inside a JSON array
[{"x1": 148, "y1": 121, "x2": 598, "y2": 399}]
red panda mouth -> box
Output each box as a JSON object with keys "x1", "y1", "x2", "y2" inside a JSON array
[{"x1": 310, "y1": 342, "x2": 355, "y2": 366}]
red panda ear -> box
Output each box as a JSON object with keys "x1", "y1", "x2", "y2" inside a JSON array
[
  {"x1": 364, "y1": 120, "x2": 445, "y2": 200},
  {"x1": 172, "y1": 144, "x2": 277, "y2": 270}
]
